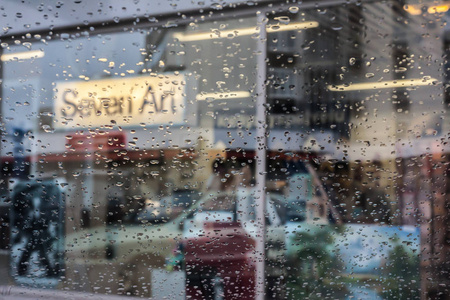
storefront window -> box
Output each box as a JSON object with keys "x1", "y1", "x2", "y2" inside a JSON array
[{"x1": 0, "y1": 1, "x2": 449, "y2": 299}]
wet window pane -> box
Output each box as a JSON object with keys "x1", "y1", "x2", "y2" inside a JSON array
[{"x1": 0, "y1": 1, "x2": 449, "y2": 300}]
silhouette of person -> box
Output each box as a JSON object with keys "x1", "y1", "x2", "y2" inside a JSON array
[{"x1": 18, "y1": 195, "x2": 54, "y2": 277}]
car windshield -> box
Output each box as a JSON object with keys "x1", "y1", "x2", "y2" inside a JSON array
[
  {"x1": 183, "y1": 191, "x2": 285, "y2": 227},
  {"x1": 131, "y1": 191, "x2": 202, "y2": 224},
  {"x1": 285, "y1": 199, "x2": 306, "y2": 223}
]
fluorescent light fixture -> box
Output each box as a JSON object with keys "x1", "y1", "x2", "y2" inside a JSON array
[
  {"x1": 404, "y1": 3, "x2": 450, "y2": 15},
  {"x1": 174, "y1": 21, "x2": 319, "y2": 42},
  {"x1": 403, "y1": 4, "x2": 423, "y2": 15},
  {"x1": 428, "y1": 4, "x2": 450, "y2": 14},
  {"x1": 196, "y1": 91, "x2": 251, "y2": 101},
  {"x1": 1, "y1": 50, "x2": 45, "y2": 62},
  {"x1": 327, "y1": 77, "x2": 438, "y2": 92},
  {"x1": 266, "y1": 22, "x2": 319, "y2": 32}
]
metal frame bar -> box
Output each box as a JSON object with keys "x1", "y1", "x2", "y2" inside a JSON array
[
  {"x1": 0, "y1": 0, "x2": 382, "y2": 43},
  {"x1": 255, "y1": 11, "x2": 267, "y2": 300}
]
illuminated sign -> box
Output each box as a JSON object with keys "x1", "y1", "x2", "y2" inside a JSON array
[{"x1": 54, "y1": 74, "x2": 186, "y2": 129}]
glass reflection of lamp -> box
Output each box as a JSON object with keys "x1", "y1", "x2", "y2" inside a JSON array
[
  {"x1": 403, "y1": 3, "x2": 450, "y2": 15},
  {"x1": 173, "y1": 21, "x2": 319, "y2": 42},
  {"x1": 1, "y1": 50, "x2": 45, "y2": 62},
  {"x1": 327, "y1": 77, "x2": 437, "y2": 92}
]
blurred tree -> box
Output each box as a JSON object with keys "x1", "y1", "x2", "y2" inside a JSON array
[
  {"x1": 287, "y1": 225, "x2": 346, "y2": 299},
  {"x1": 382, "y1": 239, "x2": 420, "y2": 300}
]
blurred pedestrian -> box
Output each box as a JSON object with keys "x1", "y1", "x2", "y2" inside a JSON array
[{"x1": 18, "y1": 196, "x2": 53, "y2": 277}]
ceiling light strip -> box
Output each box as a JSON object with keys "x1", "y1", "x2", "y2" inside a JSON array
[
  {"x1": 174, "y1": 21, "x2": 319, "y2": 42},
  {"x1": 327, "y1": 77, "x2": 438, "y2": 92},
  {"x1": 196, "y1": 91, "x2": 251, "y2": 101},
  {"x1": 1, "y1": 50, "x2": 45, "y2": 62}
]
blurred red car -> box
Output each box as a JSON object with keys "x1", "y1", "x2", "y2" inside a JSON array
[
  {"x1": 183, "y1": 220, "x2": 257, "y2": 300},
  {"x1": 177, "y1": 192, "x2": 287, "y2": 300}
]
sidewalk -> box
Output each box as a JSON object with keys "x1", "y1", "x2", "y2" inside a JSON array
[{"x1": 0, "y1": 286, "x2": 154, "y2": 300}]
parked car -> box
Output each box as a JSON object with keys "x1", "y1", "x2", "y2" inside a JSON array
[
  {"x1": 64, "y1": 190, "x2": 287, "y2": 298},
  {"x1": 178, "y1": 189, "x2": 287, "y2": 300}
]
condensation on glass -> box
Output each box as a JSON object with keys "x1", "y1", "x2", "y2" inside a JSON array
[{"x1": 0, "y1": 1, "x2": 448, "y2": 300}]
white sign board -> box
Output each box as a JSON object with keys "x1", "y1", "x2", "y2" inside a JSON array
[{"x1": 54, "y1": 74, "x2": 186, "y2": 129}]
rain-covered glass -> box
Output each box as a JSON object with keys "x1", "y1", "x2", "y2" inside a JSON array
[{"x1": 0, "y1": 1, "x2": 449, "y2": 300}]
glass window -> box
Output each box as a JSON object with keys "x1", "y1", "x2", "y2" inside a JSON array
[{"x1": 1, "y1": 1, "x2": 449, "y2": 299}]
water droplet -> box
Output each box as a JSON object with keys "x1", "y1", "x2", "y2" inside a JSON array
[
  {"x1": 270, "y1": 25, "x2": 281, "y2": 31},
  {"x1": 274, "y1": 16, "x2": 290, "y2": 25},
  {"x1": 288, "y1": 6, "x2": 299, "y2": 13},
  {"x1": 395, "y1": 67, "x2": 407, "y2": 73},
  {"x1": 42, "y1": 125, "x2": 54, "y2": 133},
  {"x1": 211, "y1": 3, "x2": 223, "y2": 10},
  {"x1": 331, "y1": 23, "x2": 343, "y2": 31}
]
